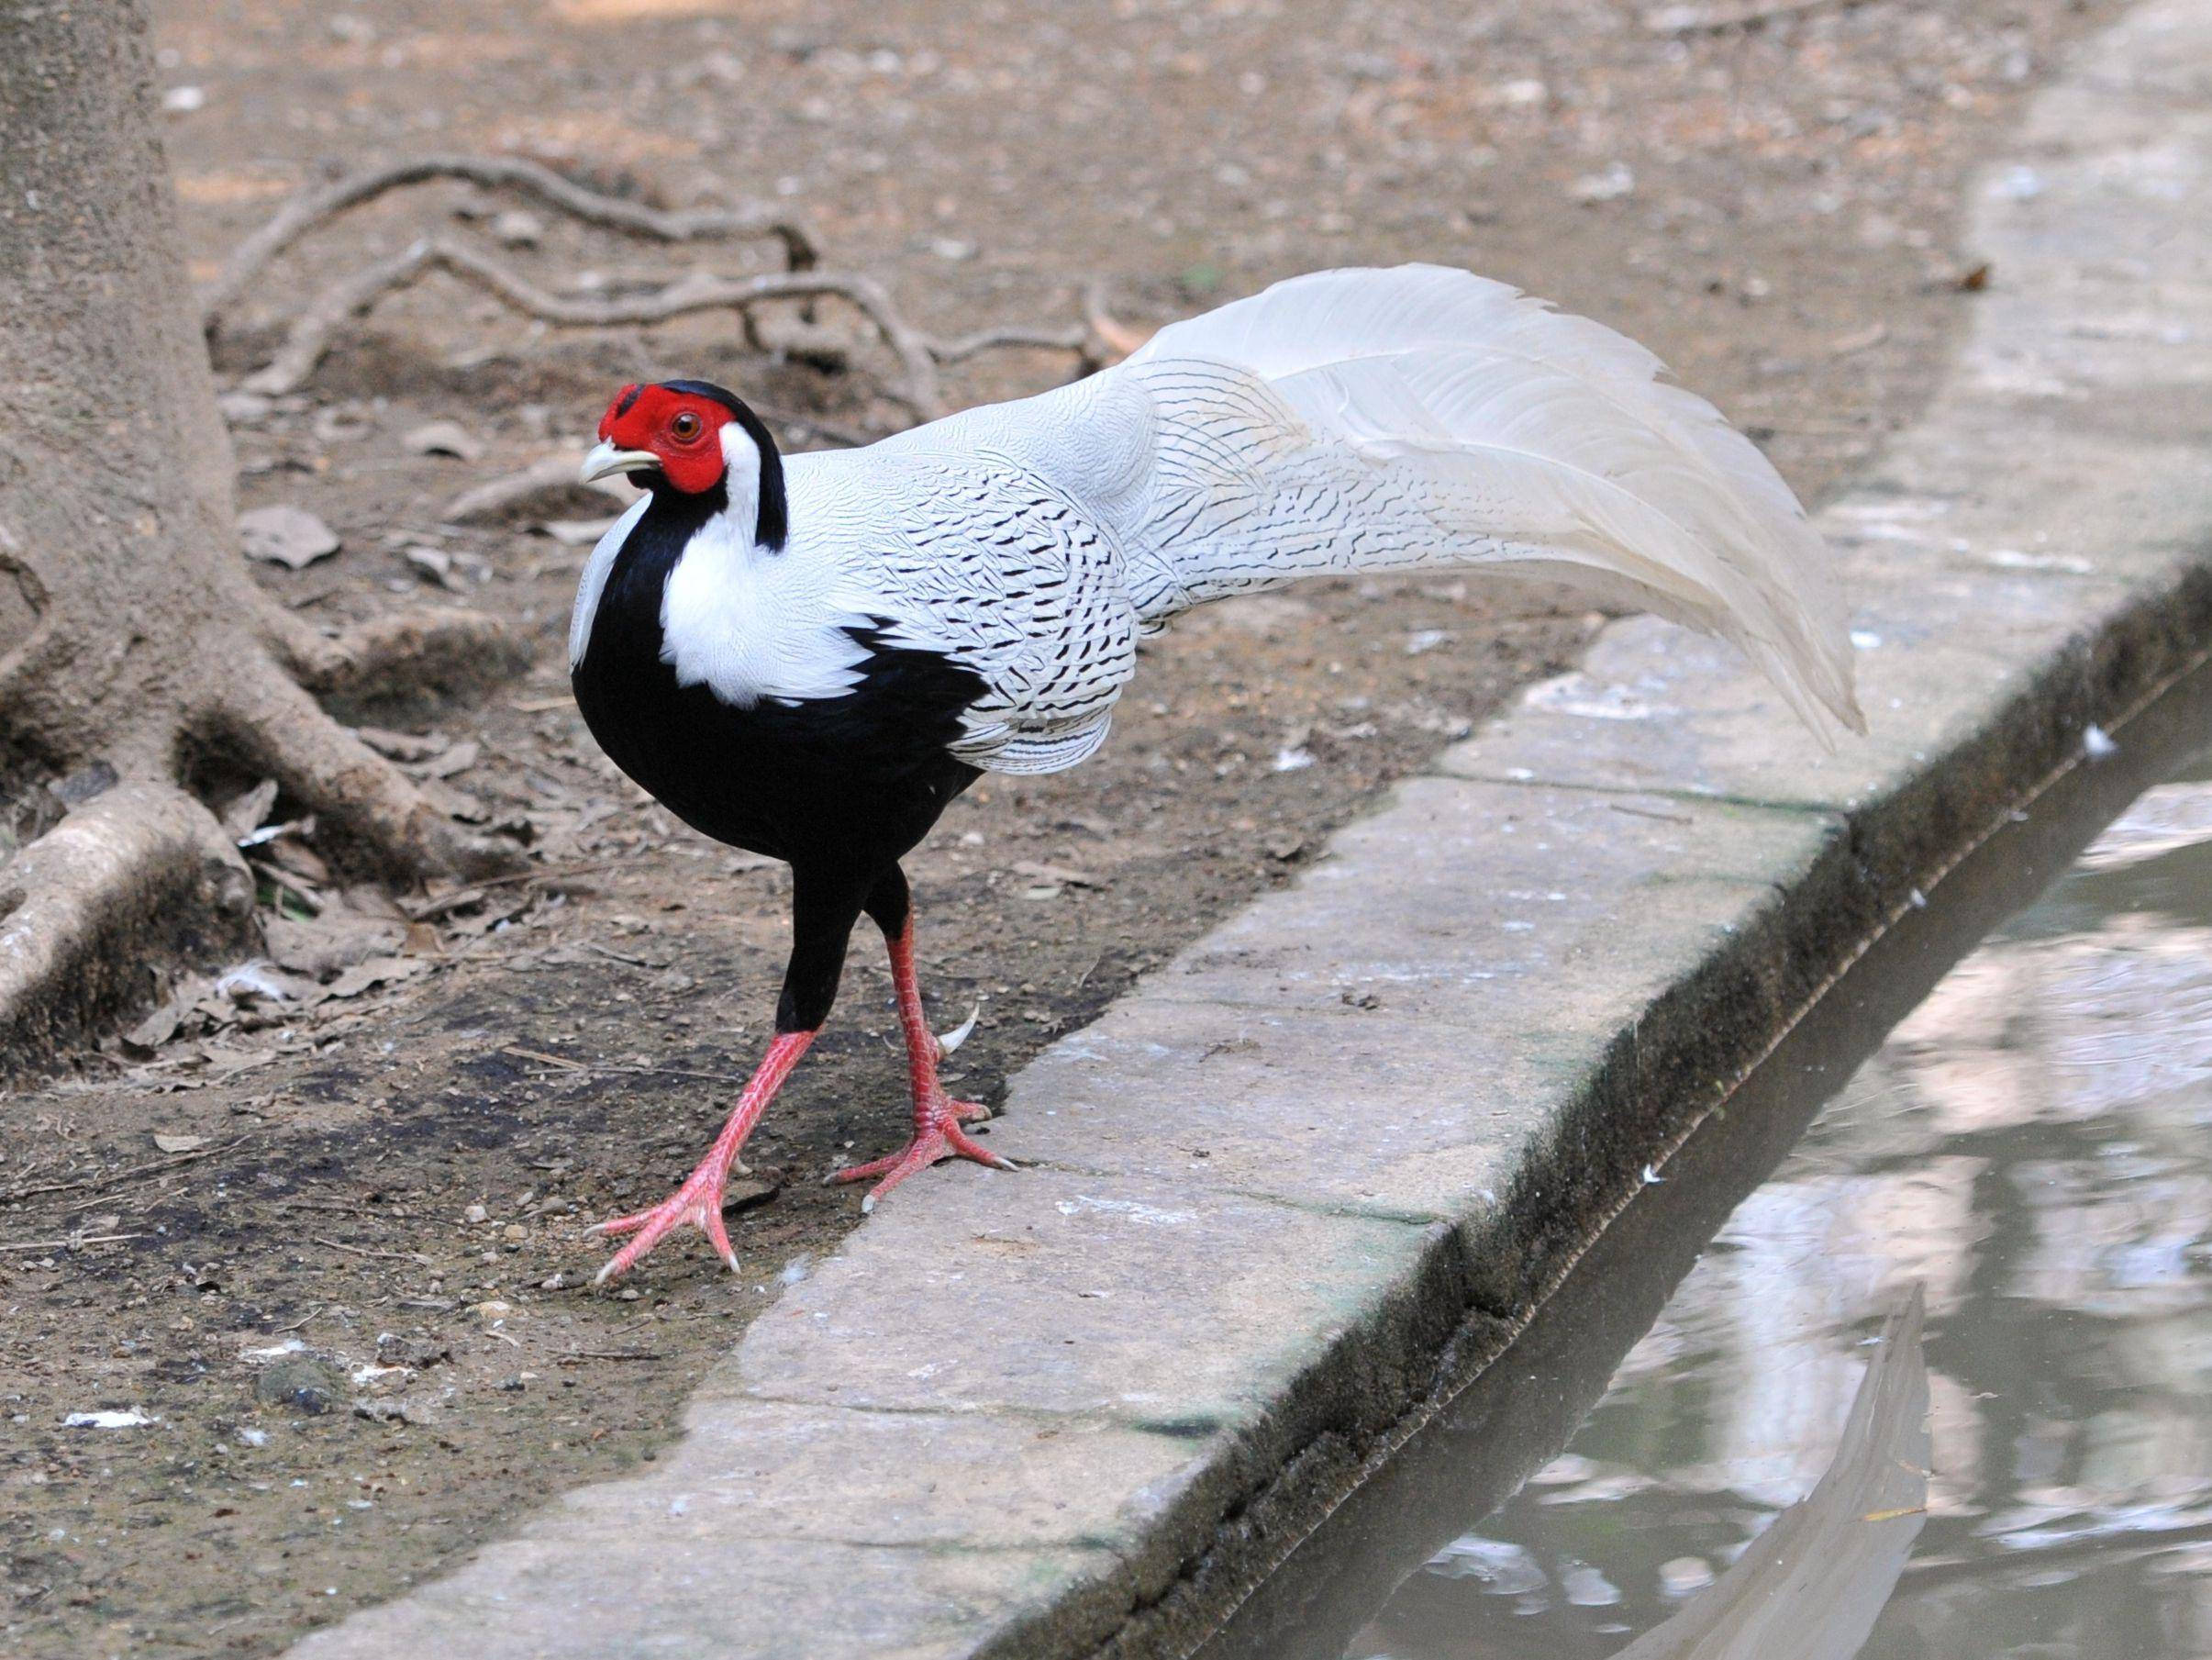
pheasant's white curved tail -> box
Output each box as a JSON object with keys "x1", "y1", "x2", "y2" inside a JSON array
[{"x1": 1114, "y1": 264, "x2": 1865, "y2": 741}]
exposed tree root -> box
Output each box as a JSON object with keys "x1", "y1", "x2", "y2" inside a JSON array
[
  {"x1": 218, "y1": 153, "x2": 1145, "y2": 443},
  {"x1": 440, "y1": 454, "x2": 631, "y2": 525},
  {"x1": 208, "y1": 671, "x2": 512, "y2": 881},
  {"x1": 203, "y1": 152, "x2": 817, "y2": 328},
  {"x1": 3, "y1": 8, "x2": 545, "y2": 1078},
  {"x1": 262, "y1": 605, "x2": 531, "y2": 720},
  {"x1": 0, "y1": 596, "x2": 525, "y2": 1072},
  {"x1": 0, "y1": 781, "x2": 255, "y2": 1069},
  {"x1": 240, "y1": 235, "x2": 1112, "y2": 418}
]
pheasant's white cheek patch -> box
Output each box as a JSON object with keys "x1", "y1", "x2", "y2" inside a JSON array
[{"x1": 719, "y1": 421, "x2": 761, "y2": 529}]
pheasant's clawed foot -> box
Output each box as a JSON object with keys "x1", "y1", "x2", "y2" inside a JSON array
[
  {"x1": 592, "y1": 1155, "x2": 744, "y2": 1284},
  {"x1": 828, "y1": 1097, "x2": 1015, "y2": 1211},
  {"x1": 587, "y1": 1028, "x2": 816, "y2": 1286}
]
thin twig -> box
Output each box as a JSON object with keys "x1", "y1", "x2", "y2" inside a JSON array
[
  {"x1": 1643, "y1": 0, "x2": 1865, "y2": 33},
  {"x1": 205, "y1": 153, "x2": 816, "y2": 325},
  {"x1": 404, "y1": 858, "x2": 632, "y2": 918},
  {"x1": 0, "y1": 1141, "x2": 235, "y2": 1206},
  {"x1": 930, "y1": 323, "x2": 1093, "y2": 362},
  {"x1": 0, "y1": 1232, "x2": 144, "y2": 1251},
  {"x1": 240, "y1": 240, "x2": 930, "y2": 405},
  {"x1": 276, "y1": 1197, "x2": 422, "y2": 1219},
  {"x1": 503, "y1": 1049, "x2": 774, "y2": 1091},
  {"x1": 1084, "y1": 278, "x2": 1156, "y2": 359},
  {"x1": 503, "y1": 1044, "x2": 586, "y2": 1071},
  {"x1": 743, "y1": 400, "x2": 877, "y2": 451},
  {"x1": 312, "y1": 1235, "x2": 428, "y2": 1262}
]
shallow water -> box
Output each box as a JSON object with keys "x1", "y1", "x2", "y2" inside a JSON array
[
  {"x1": 1347, "y1": 748, "x2": 2212, "y2": 1660},
  {"x1": 1194, "y1": 667, "x2": 2212, "y2": 1660}
]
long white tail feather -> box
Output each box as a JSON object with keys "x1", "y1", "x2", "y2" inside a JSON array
[{"x1": 1113, "y1": 264, "x2": 1864, "y2": 741}]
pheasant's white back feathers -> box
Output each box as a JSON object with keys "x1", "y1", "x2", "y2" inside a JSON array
[{"x1": 771, "y1": 263, "x2": 1862, "y2": 771}]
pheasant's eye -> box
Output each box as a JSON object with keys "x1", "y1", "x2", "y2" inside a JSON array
[{"x1": 670, "y1": 410, "x2": 703, "y2": 441}]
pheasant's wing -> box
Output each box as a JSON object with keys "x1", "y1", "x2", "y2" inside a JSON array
[
  {"x1": 828, "y1": 449, "x2": 1140, "y2": 774},
  {"x1": 844, "y1": 262, "x2": 1862, "y2": 771}
]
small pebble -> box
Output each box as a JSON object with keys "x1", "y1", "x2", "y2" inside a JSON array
[{"x1": 254, "y1": 1355, "x2": 347, "y2": 1417}]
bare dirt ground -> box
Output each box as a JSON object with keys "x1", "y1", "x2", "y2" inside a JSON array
[{"x1": 1, "y1": 0, "x2": 2119, "y2": 1653}]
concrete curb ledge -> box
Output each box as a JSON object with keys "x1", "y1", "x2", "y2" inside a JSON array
[{"x1": 290, "y1": 6, "x2": 2212, "y2": 1657}]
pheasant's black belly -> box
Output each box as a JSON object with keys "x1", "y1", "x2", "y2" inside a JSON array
[
  {"x1": 572, "y1": 641, "x2": 980, "y2": 865},
  {"x1": 570, "y1": 495, "x2": 984, "y2": 871}
]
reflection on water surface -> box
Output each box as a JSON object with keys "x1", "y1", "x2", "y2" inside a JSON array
[{"x1": 1351, "y1": 753, "x2": 2212, "y2": 1660}]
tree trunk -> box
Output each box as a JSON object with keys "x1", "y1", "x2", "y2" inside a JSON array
[{"x1": 0, "y1": 0, "x2": 518, "y2": 1068}]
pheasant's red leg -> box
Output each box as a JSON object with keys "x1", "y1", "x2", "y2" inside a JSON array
[
  {"x1": 829, "y1": 914, "x2": 1013, "y2": 1210},
  {"x1": 592, "y1": 1029, "x2": 815, "y2": 1282}
]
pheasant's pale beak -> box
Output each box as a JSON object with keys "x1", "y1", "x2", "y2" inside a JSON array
[{"x1": 581, "y1": 440, "x2": 661, "y2": 485}]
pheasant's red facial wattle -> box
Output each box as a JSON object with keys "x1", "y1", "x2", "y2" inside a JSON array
[{"x1": 597, "y1": 383, "x2": 735, "y2": 496}]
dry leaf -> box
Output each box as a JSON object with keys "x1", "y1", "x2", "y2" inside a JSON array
[
  {"x1": 403, "y1": 419, "x2": 485, "y2": 462},
  {"x1": 215, "y1": 961, "x2": 320, "y2": 1004},
  {"x1": 418, "y1": 777, "x2": 490, "y2": 823},
  {"x1": 543, "y1": 516, "x2": 622, "y2": 545},
  {"x1": 354, "y1": 727, "x2": 448, "y2": 763},
  {"x1": 442, "y1": 453, "x2": 628, "y2": 525},
  {"x1": 406, "y1": 546, "x2": 467, "y2": 591},
  {"x1": 221, "y1": 779, "x2": 282, "y2": 842},
  {"x1": 124, "y1": 997, "x2": 188, "y2": 1053},
  {"x1": 324, "y1": 955, "x2": 430, "y2": 1000},
  {"x1": 422, "y1": 739, "x2": 482, "y2": 780},
  {"x1": 152, "y1": 1132, "x2": 207, "y2": 1153},
  {"x1": 261, "y1": 912, "x2": 408, "y2": 978},
  {"x1": 444, "y1": 891, "x2": 532, "y2": 938},
  {"x1": 261, "y1": 833, "x2": 331, "y2": 886},
  {"x1": 239, "y1": 505, "x2": 339, "y2": 570}
]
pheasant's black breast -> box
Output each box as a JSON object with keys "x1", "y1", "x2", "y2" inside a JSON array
[{"x1": 569, "y1": 486, "x2": 985, "y2": 870}]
